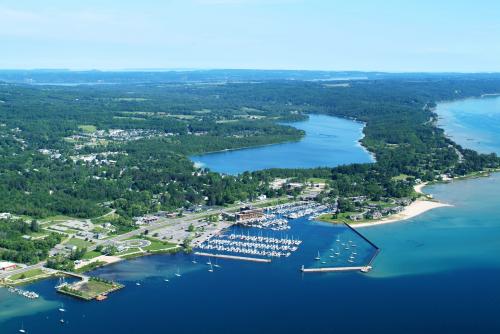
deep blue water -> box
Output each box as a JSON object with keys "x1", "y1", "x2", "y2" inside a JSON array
[
  {"x1": 2, "y1": 174, "x2": 500, "y2": 333},
  {"x1": 436, "y1": 96, "x2": 500, "y2": 154},
  {"x1": 190, "y1": 114, "x2": 374, "y2": 174},
  {"x1": 3, "y1": 100, "x2": 500, "y2": 333}
]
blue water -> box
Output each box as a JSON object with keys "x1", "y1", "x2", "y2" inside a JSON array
[
  {"x1": 3, "y1": 99, "x2": 500, "y2": 332},
  {"x1": 436, "y1": 96, "x2": 500, "y2": 154},
  {"x1": 190, "y1": 114, "x2": 374, "y2": 174},
  {"x1": 2, "y1": 175, "x2": 500, "y2": 333}
]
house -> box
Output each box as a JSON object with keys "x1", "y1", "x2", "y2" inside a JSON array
[
  {"x1": 349, "y1": 213, "x2": 365, "y2": 221},
  {"x1": 367, "y1": 211, "x2": 383, "y2": 220},
  {"x1": 0, "y1": 261, "x2": 17, "y2": 271},
  {"x1": 65, "y1": 244, "x2": 77, "y2": 252}
]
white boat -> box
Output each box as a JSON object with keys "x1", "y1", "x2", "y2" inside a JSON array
[
  {"x1": 136, "y1": 282, "x2": 141, "y2": 286},
  {"x1": 59, "y1": 304, "x2": 66, "y2": 312},
  {"x1": 175, "y1": 268, "x2": 181, "y2": 277},
  {"x1": 213, "y1": 259, "x2": 221, "y2": 268},
  {"x1": 19, "y1": 322, "x2": 26, "y2": 333},
  {"x1": 208, "y1": 263, "x2": 214, "y2": 273},
  {"x1": 314, "y1": 251, "x2": 321, "y2": 260},
  {"x1": 164, "y1": 279, "x2": 169, "y2": 282}
]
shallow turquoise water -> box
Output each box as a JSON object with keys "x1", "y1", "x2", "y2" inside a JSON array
[
  {"x1": 436, "y1": 96, "x2": 500, "y2": 154},
  {"x1": 191, "y1": 114, "x2": 374, "y2": 174}
]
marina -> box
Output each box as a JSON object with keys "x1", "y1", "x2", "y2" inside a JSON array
[
  {"x1": 3, "y1": 176, "x2": 500, "y2": 333},
  {"x1": 196, "y1": 233, "x2": 303, "y2": 258}
]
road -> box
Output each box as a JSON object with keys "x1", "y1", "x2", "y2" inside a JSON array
[{"x1": 0, "y1": 197, "x2": 289, "y2": 281}]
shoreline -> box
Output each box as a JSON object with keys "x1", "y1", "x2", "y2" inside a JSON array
[
  {"x1": 352, "y1": 182, "x2": 452, "y2": 228},
  {"x1": 191, "y1": 113, "x2": 377, "y2": 171},
  {"x1": 352, "y1": 199, "x2": 451, "y2": 228}
]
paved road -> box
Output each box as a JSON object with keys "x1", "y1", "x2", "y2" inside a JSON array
[
  {"x1": 0, "y1": 211, "x2": 211, "y2": 280},
  {"x1": 0, "y1": 262, "x2": 48, "y2": 280}
]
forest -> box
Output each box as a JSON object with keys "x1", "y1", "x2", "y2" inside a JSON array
[{"x1": 1, "y1": 73, "x2": 500, "y2": 262}]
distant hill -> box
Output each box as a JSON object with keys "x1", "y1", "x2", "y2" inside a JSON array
[{"x1": 1, "y1": 69, "x2": 500, "y2": 85}]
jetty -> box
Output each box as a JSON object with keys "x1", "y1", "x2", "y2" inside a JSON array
[
  {"x1": 194, "y1": 252, "x2": 272, "y2": 263},
  {"x1": 300, "y1": 265, "x2": 372, "y2": 273},
  {"x1": 301, "y1": 222, "x2": 380, "y2": 274}
]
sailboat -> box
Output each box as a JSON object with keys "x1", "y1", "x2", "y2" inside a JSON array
[
  {"x1": 213, "y1": 259, "x2": 221, "y2": 268},
  {"x1": 208, "y1": 263, "x2": 214, "y2": 273},
  {"x1": 314, "y1": 251, "x2": 321, "y2": 260},
  {"x1": 206, "y1": 258, "x2": 212, "y2": 266},
  {"x1": 55, "y1": 277, "x2": 66, "y2": 289},
  {"x1": 175, "y1": 267, "x2": 182, "y2": 277},
  {"x1": 19, "y1": 322, "x2": 26, "y2": 333},
  {"x1": 58, "y1": 303, "x2": 66, "y2": 312},
  {"x1": 192, "y1": 256, "x2": 197, "y2": 264}
]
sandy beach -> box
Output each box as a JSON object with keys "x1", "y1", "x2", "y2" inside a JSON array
[
  {"x1": 352, "y1": 183, "x2": 452, "y2": 228},
  {"x1": 74, "y1": 255, "x2": 122, "y2": 270}
]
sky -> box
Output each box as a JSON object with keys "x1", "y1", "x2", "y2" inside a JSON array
[{"x1": 1, "y1": 0, "x2": 500, "y2": 72}]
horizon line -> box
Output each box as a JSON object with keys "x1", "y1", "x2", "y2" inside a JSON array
[{"x1": 1, "y1": 68, "x2": 500, "y2": 74}]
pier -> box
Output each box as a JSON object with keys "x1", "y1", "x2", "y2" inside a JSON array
[
  {"x1": 300, "y1": 223, "x2": 379, "y2": 274},
  {"x1": 194, "y1": 252, "x2": 272, "y2": 263},
  {"x1": 300, "y1": 265, "x2": 372, "y2": 273}
]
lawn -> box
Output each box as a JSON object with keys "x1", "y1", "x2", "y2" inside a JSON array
[
  {"x1": 78, "y1": 124, "x2": 97, "y2": 133},
  {"x1": 82, "y1": 250, "x2": 102, "y2": 260},
  {"x1": 40, "y1": 215, "x2": 75, "y2": 224},
  {"x1": 127, "y1": 236, "x2": 177, "y2": 252},
  {"x1": 66, "y1": 238, "x2": 94, "y2": 248},
  {"x1": 144, "y1": 240, "x2": 178, "y2": 252},
  {"x1": 317, "y1": 212, "x2": 371, "y2": 224},
  {"x1": 307, "y1": 177, "x2": 328, "y2": 183},
  {"x1": 60, "y1": 279, "x2": 123, "y2": 300},
  {"x1": 9, "y1": 268, "x2": 45, "y2": 281}
]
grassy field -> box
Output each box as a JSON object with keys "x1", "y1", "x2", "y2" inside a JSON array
[
  {"x1": 317, "y1": 212, "x2": 371, "y2": 224},
  {"x1": 392, "y1": 173, "x2": 411, "y2": 181},
  {"x1": 82, "y1": 250, "x2": 102, "y2": 260},
  {"x1": 117, "y1": 247, "x2": 142, "y2": 256},
  {"x1": 66, "y1": 238, "x2": 94, "y2": 248},
  {"x1": 9, "y1": 268, "x2": 45, "y2": 281},
  {"x1": 78, "y1": 124, "x2": 97, "y2": 133},
  {"x1": 59, "y1": 279, "x2": 123, "y2": 300},
  {"x1": 307, "y1": 177, "x2": 328, "y2": 183},
  {"x1": 127, "y1": 236, "x2": 177, "y2": 252},
  {"x1": 40, "y1": 215, "x2": 75, "y2": 224}
]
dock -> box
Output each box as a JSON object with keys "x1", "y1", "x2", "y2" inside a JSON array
[
  {"x1": 301, "y1": 223, "x2": 379, "y2": 274},
  {"x1": 194, "y1": 252, "x2": 272, "y2": 263},
  {"x1": 300, "y1": 265, "x2": 372, "y2": 273}
]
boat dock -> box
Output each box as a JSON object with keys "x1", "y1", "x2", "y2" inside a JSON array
[
  {"x1": 300, "y1": 265, "x2": 372, "y2": 273},
  {"x1": 194, "y1": 252, "x2": 272, "y2": 263}
]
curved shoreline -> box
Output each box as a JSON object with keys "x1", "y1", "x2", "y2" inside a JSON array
[
  {"x1": 191, "y1": 113, "x2": 376, "y2": 172},
  {"x1": 352, "y1": 183, "x2": 452, "y2": 228}
]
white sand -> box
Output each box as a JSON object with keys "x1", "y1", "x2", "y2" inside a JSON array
[
  {"x1": 353, "y1": 182, "x2": 452, "y2": 228},
  {"x1": 74, "y1": 255, "x2": 122, "y2": 269},
  {"x1": 353, "y1": 200, "x2": 451, "y2": 228}
]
